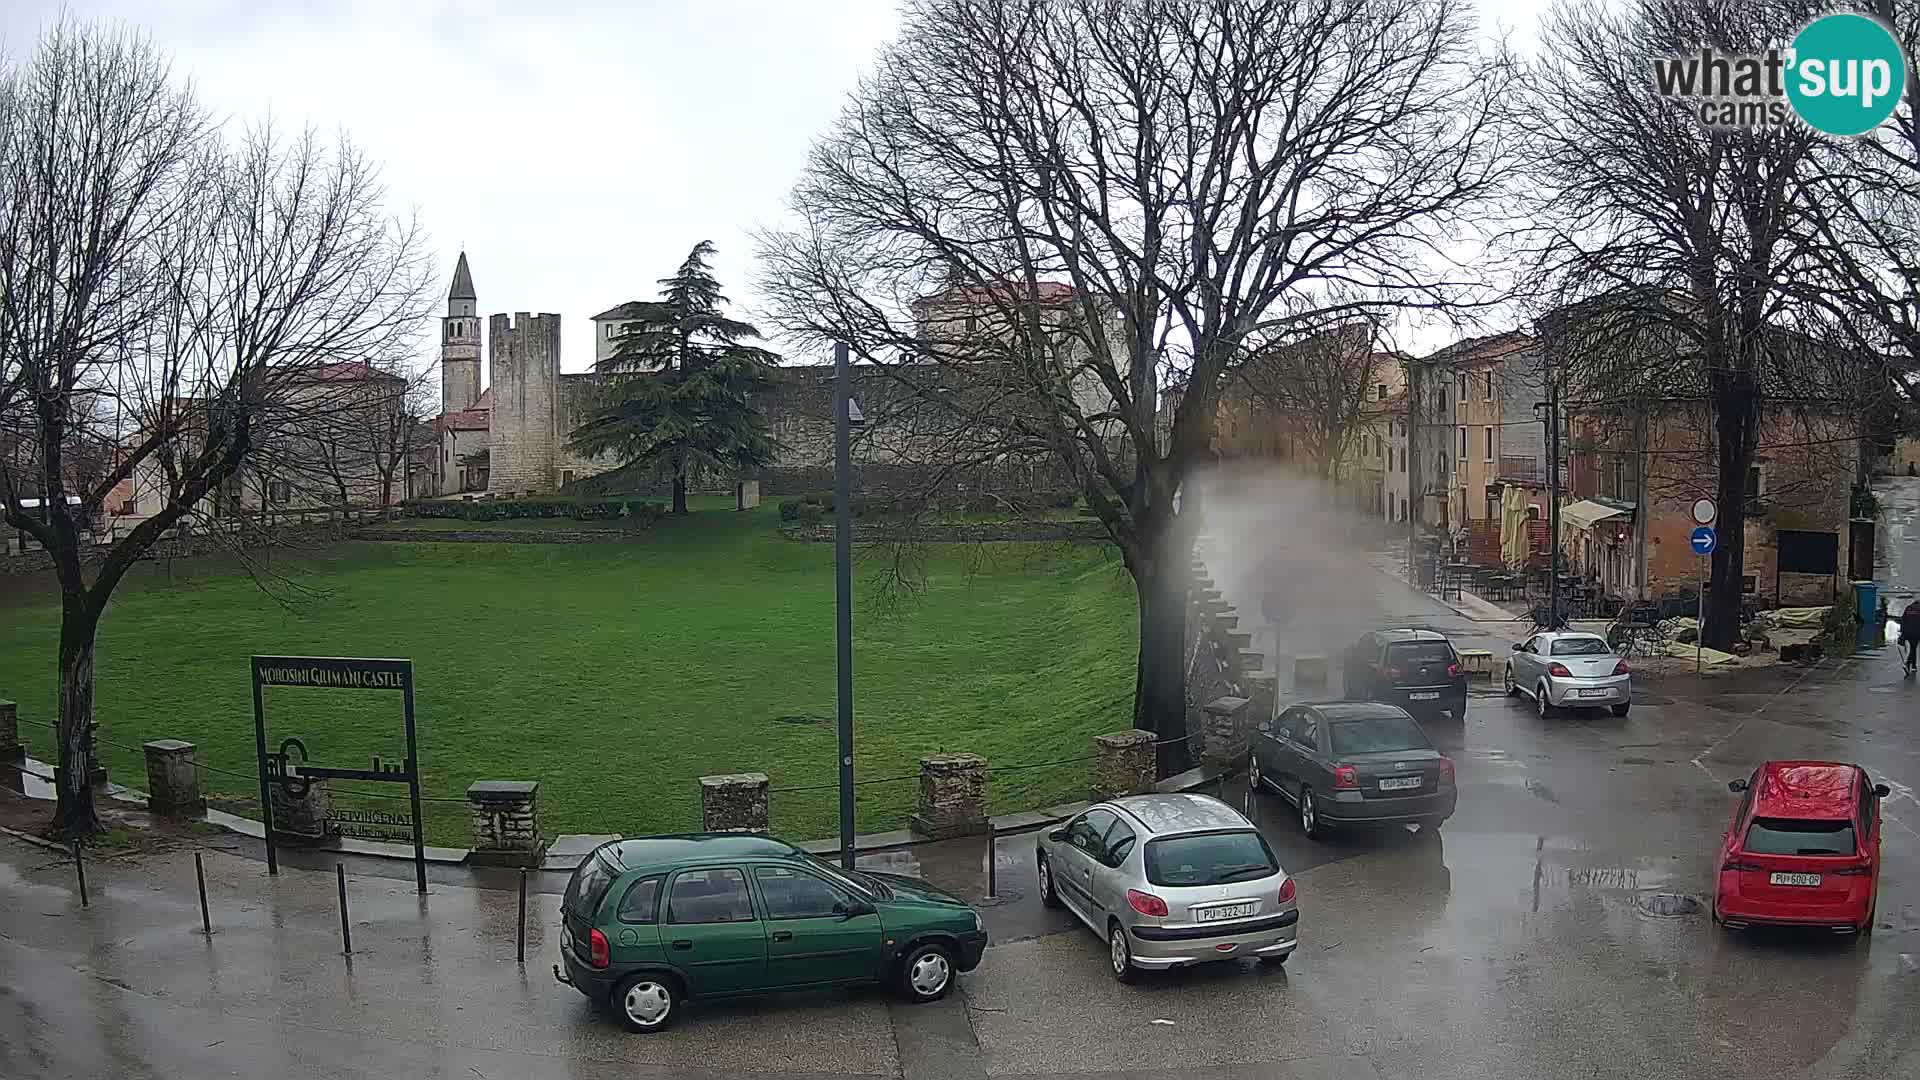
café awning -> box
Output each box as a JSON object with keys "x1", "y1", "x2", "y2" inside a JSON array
[{"x1": 1559, "y1": 499, "x2": 1632, "y2": 532}]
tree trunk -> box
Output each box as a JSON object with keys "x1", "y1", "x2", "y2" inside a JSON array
[
  {"x1": 671, "y1": 468, "x2": 688, "y2": 515},
  {"x1": 1704, "y1": 384, "x2": 1757, "y2": 652},
  {"x1": 1129, "y1": 511, "x2": 1192, "y2": 778},
  {"x1": 54, "y1": 602, "x2": 103, "y2": 839}
]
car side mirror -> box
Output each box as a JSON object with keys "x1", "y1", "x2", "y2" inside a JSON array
[
  {"x1": 1727, "y1": 779, "x2": 1749, "y2": 793},
  {"x1": 1512, "y1": 641, "x2": 1527, "y2": 652},
  {"x1": 1047, "y1": 828, "x2": 1069, "y2": 843},
  {"x1": 833, "y1": 899, "x2": 872, "y2": 919},
  {"x1": 1874, "y1": 783, "x2": 1891, "y2": 798}
]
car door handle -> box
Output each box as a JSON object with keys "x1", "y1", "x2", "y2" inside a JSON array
[
  {"x1": 772, "y1": 930, "x2": 794, "y2": 942},
  {"x1": 671, "y1": 939, "x2": 692, "y2": 950}
]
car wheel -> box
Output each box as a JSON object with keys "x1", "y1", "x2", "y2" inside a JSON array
[
  {"x1": 1257, "y1": 952, "x2": 1289, "y2": 968},
  {"x1": 1610, "y1": 703, "x2": 1630, "y2": 718},
  {"x1": 1536, "y1": 683, "x2": 1554, "y2": 719},
  {"x1": 1248, "y1": 752, "x2": 1264, "y2": 794},
  {"x1": 1299, "y1": 787, "x2": 1325, "y2": 840},
  {"x1": 612, "y1": 973, "x2": 680, "y2": 1034},
  {"x1": 1420, "y1": 817, "x2": 1446, "y2": 837},
  {"x1": 1108, "y1": 922, "x2": 1140, "y2": 984},
  {"x1": 1037, "y1": 854, "x2": 1062, "y2": 909},
  {"x1": 1504, "y1": 664, "x2": 1518, "y2": 696},
  {"x1": 897, "y1": 942, "x2": 955, "y2": 1003}
]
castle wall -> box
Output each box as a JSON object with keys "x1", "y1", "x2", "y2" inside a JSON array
[
  {"x1": 555, "y1": 374, "x2": 620, "y2": 486},
  {"x1": 488, "y1": 312, "x2": 561, "y2": 495}
]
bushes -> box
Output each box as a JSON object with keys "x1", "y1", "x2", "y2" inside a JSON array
[
  {"x1": 402, "y1": 498, "x2": 665, "y2": 525},
  {"x1": 778, "y1": 490, "x2": 1084, "y2": 523}
]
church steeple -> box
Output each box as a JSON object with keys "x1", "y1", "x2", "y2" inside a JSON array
[{"x1": 441, "y1": 253, "x2": 481, "y2": 414}]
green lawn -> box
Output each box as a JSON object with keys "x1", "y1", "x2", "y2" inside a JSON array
[{"x1": 0, "y1": 505, "x2": 1136, "y2": 845}]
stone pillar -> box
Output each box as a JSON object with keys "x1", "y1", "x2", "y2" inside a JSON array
[
  {"x1": 735, "y1": 479, "x2": 761, "y2": 510},
  {"x1": 1244, "y1": 672, "x2": 1278, "y2": 731},
  {"x1": 700, "y1": 772, "x2": 770, "y2": 833},
  {"x1": 268, "y1": 780, "x2": 334, "y2": 845},
  {"x1": 142, "y1": 739, "x2": 203, "y2": 817},
  {"x1": 909, "y1": 753, "x2": 987, "y2": 839},
  {"x1": 0, "y1": 700, "x2": 20, "y2": 763},
  {"x1": 467, "y1": 781, "x2": 544, "y2": 866},
  {"x1": 1201, "y1": 697, "x2": 1250, "y2": 768},
  {"x1": 1093, "y1": 730, "x2": 1156, "y2": 800}
]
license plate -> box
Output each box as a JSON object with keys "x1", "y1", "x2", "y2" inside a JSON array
[
  {"x1": 1378, "y1": 776, "x2": 1422, "y2": 791},
  {"x1": 1408, "y1": 691, "x2": 1441, "y2": 701},
  {"x1": 1576, "y1": 688, "x2": 1609, "y2": 698},
  {"x1": 1195, "y1": 901, "x2": 1259, "y2": 922},
  {"x1": 1769, "y1": 872, "x2": 1821, "y2": 887}
]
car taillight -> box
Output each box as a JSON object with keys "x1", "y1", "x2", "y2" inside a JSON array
[
  {"x1": 1612, "y1": 659, "x2": 1629, "y2": 675},
  {"x1": 1446, "y1": 662, "x2": 1460, "y2": 678},
  {"x1": 1720, "y1": 859, "x2": 1763, "y2": 873},
  {"x1": 1126, "y1": 889, "x2": 1168, "y2": 917},
  {"x1": 1547, "y1": 662, "x2": 1572, "y2": 677},
  {"x1": 1278, "y1": 877, "x2": 1297, "y2": 904},
  {"x1": 1379, "y1": 664, "x2": 1400, "y2": 680},
  {"x1": 1438, "y1": 755, "x2": 1455, "y2": 784},
  {"x1": 1831, "y1": 861, "x2": 1873, "y2": 877},
  {"x1": 1332, "y1": 764, "x2": 1359, "y2": 789},
  {"x1": 588, "y1": 927, "x2": 610, "y2": 969}
]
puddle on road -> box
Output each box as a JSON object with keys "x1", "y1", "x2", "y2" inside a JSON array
[{"x1": 1637, "y1": 892, "x2": 1703, "y2": 917}]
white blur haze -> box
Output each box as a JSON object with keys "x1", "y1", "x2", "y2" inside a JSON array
[{"x1": 2, "y1": 0, "x2": 1550, "y2": 379}]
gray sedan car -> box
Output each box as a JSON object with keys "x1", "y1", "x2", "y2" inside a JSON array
[
  {"x1": 1504, "y1": 631, "x2": 1631, "y2": 717},
  {"x1": 1035, "y1": 794, "x2": 1298, "y2": 981},
  {"x1": 1250, "y1": 702, "x2": 1457, "y2": 838}
]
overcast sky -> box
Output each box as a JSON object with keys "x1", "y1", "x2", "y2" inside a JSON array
[{"x1": 5, "y1": 0, "x2": 1547, "y2": 380}]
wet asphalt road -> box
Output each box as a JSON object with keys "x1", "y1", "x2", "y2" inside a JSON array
[{"x1": 4, "y1": 480, "x2": 1920, "y2": 1079}]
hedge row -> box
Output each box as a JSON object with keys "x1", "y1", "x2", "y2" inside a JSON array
[
  {"x1": 402, "y1": 498, "x2": 666, "y2": 523},
  {"x1": 777, "y1": 490, "x2": 1080, "y2": 523}
]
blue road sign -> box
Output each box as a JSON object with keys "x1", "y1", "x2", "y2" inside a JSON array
[{"x1": 1690, "y1": 525, "x2": 1716, "y2": 555}]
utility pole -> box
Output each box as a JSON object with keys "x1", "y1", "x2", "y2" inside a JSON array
[
  {"x1": 1406, "y1": 358, "x2": 1419, "y2": 583},
  {"x1": 1546, "y1": 345, "x2": 1562, "y2": 629},
  {"x1": 833, "y1": 341, "x2": 855, "y2": 870},
  {"x1": 1633, "y1": 410, "x2": 1648, "y2": 601}
]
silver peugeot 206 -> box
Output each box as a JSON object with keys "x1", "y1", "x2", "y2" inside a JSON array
[{"x1": 1035, "y1": 793, "x2": 1298, "y2": 981}]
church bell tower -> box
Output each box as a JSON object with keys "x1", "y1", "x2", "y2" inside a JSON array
[{"x1": 441, "y1": 252, "x2": 481, "y2": 414}]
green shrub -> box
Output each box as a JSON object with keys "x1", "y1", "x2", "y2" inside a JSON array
[{"x1": 400, "y1": 498, "x2": 664, "y2": 525}]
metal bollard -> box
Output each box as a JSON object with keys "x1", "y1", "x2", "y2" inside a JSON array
[
  {"x1": 986, "y1": 831, "x2": 997, "y2": 899},
  {"x1": 72, "y1": 839, "x2": 88, "y2": 908},
  {"x1": 195, "y1": 852, "x2": 211, "y2": 935},
  {"x1": 335, "y1": 863, "x2": 352, "y2": 955},
  {"x1": 516, "y1": 868, "x2": 527, "y2": 964}
]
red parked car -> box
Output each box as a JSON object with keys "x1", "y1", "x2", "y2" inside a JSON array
[{"x1": 1713, "y1": 761, "x2": 1889, "y2": 935}]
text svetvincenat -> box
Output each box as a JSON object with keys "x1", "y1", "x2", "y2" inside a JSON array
[{"x1": 257, "y1": 666, "x2": 406, "y2": 689}]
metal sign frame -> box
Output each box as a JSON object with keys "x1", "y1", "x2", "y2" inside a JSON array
[{"x1": 251, "y1": 655, "x2": 425, "y2": 894}]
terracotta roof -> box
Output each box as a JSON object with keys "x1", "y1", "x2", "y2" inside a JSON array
[
  {"x1": 436, "y1": 409, "x2": 490, "y2": 432},
  {"x1": 1419, "y1": 331, "x2": 1535, "y2": 368},
  {"x1": 305, "y1": 361, "x2": 405, "y2": 383},
  {"x1": 472, "y1": 388, "x2": 494, "y2": 410},
  {"x1": 449, "y1": 252, "x2": 476, "y2": 301}
]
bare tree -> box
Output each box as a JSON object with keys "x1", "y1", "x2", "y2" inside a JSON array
[
  {"x1": 1518, "y1": 0, "x2": 1878, "y2": 650},
  {"x1": 0, "y1": 22, "x2": 431, "y2": 837},
  {"x1": 758, "y1": 0, "x2": 1516, "y2": 771},
  {"x1": 1228, "y1": 322, "x2": 1397, "y2": 479}
]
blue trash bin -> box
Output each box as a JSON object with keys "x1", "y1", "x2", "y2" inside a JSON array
[{"x1": 1853, "y1": 581, "x2": 1877, "y2": 625}]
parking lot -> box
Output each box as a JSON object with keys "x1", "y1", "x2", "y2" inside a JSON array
[{"x1": 6, "y1": 654, "x2": 1918, "y2": 1080}]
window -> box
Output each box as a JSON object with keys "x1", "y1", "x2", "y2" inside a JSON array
[
  {"x1": 1743, "y1": 818, "x2": 1857, "y2": 856},
  {"x1": 1857, "y1": 771, "x2": 1878, "y2": 834},
  {"x1": 1143, "y1": 831, "x2": 1278, "y2": 887},
  {"x1": 1400, "y1": 497, "x2": 1409, "y2": 520},
  {"x1": 1329, "y1": 715, "x2": 1430, "y2": 756},
  {"x1": 1549, "y1": 636, "x2": 1609, "y2": 656},
  {"x1": 564, "y1": 856, "x2": 619, "y2": 920},
  {"x1": 1275, "y1": 707, "x2": 1310, "y2": 745},
  {"x1": 1458, "y1": 426, "x2": 1467, "y2": 459},
  {"x1": 1484, "y1": 426, "x2": 1494, "y2": 461},
  {"x1": 617, "y1": 875, "x2": 662, "y2": 923},
  {"x1": 1436, "y1": 390, "x2": 1447, "y2": 414},
  {"x1": 1387, "y1": 640, "x2": 1455, "y2": 668},
  {"x1": 1436, "y1": 451, "x2": 1447, "y2": 478},
  {"x1": 754, "y1": 866, "x2": 850, "y2": 919},
  {"x1": 1483, "y1": 371, "x2": 1494, "y2": 401},
  {"x1": 604, "y1": 323, "x2": 617, "y2": 340},
  {"x1": 1068, "y1": 809, "x2": 1118, "y2": 855},
  {"x1": 1101, "y1": 819, "x2": 1138, "y2": 867},
  {"x1": 1456, "y1": 373, "x2": 1467, "y2": 399},
  {"x1": 667, "y1": 868, "x2": 755, "y2": 923},
  {"x1": 963, "y1": 313, "x2": 978, "y2": 335},
  {"x1": 1745, "y1": 465, "x2": 1763, "y2": 498},
  {"x1": 1377, "y1": 383, "x2": 1388, "y2": 400},
  {"x1": 268, "y1": 480, "x2": 290, "y2": 504}
]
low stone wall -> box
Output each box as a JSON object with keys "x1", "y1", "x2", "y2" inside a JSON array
[
  {"x1": 2, "y1": 523, "x2": 351, "y2": 576},
  {"x1": 781, "y1": 520, "x2": 1110, "y2": 544},
  {"x1": 354, "y1": 528, "x2": 648, "y2": 544}
]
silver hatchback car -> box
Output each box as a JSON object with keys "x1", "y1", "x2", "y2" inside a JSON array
[
  {"x1": 1504, "y1": 630, "x2": 1632, "y2": 717},
  {"x1": 1035, "y1": 793, "x2": 1298, "y2": 981}
]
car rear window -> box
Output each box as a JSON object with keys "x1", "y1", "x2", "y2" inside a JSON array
[
  {"x1": 1143, "y1": 830, "x2": 1278, "y2": 887},
  {"x1": 1387, "y1": 641, "x2": 1452, "y2": 667},
  {"x1": 1550, "y1": 637, "x2": 1609, "y2": 656},
  {"x1": 1744, "y1": 817, "x2": 1857, "y2": 856},
  {"x1": 563, "y1": 855, "x2": 619, "y2": 920},
  {"x1": 1330, "y1": 715, "x2": 1429, "y2": 755}
]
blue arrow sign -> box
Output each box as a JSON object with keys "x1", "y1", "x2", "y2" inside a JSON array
[{"x1": 1690, "y1": 525, "x2": 1716, "y2": 555}]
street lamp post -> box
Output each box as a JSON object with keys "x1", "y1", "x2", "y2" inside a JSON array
[{"x1": 833, "y1": 341, "x2": 856, "y2": 870}]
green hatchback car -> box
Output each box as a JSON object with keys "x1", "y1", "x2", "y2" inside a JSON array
[{"x1": 554, "y1": 833, "x2": 988, "y2": 1032}]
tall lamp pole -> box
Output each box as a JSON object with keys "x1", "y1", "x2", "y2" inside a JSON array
[{"x1": 833, "y1": 341, "x2": 856, "y2": 870}]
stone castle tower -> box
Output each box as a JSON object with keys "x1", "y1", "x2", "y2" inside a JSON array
[
  {"x1": 488, "y1": 311, "x2": 562, "y2": 494},
  {"x1": 440, "y1": 252, "x2": 481, "y2": 415}
]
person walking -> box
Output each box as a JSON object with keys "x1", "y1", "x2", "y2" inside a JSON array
[{"x1": 1901, "y1": 600, "x2": 1920, "y2": 675}]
